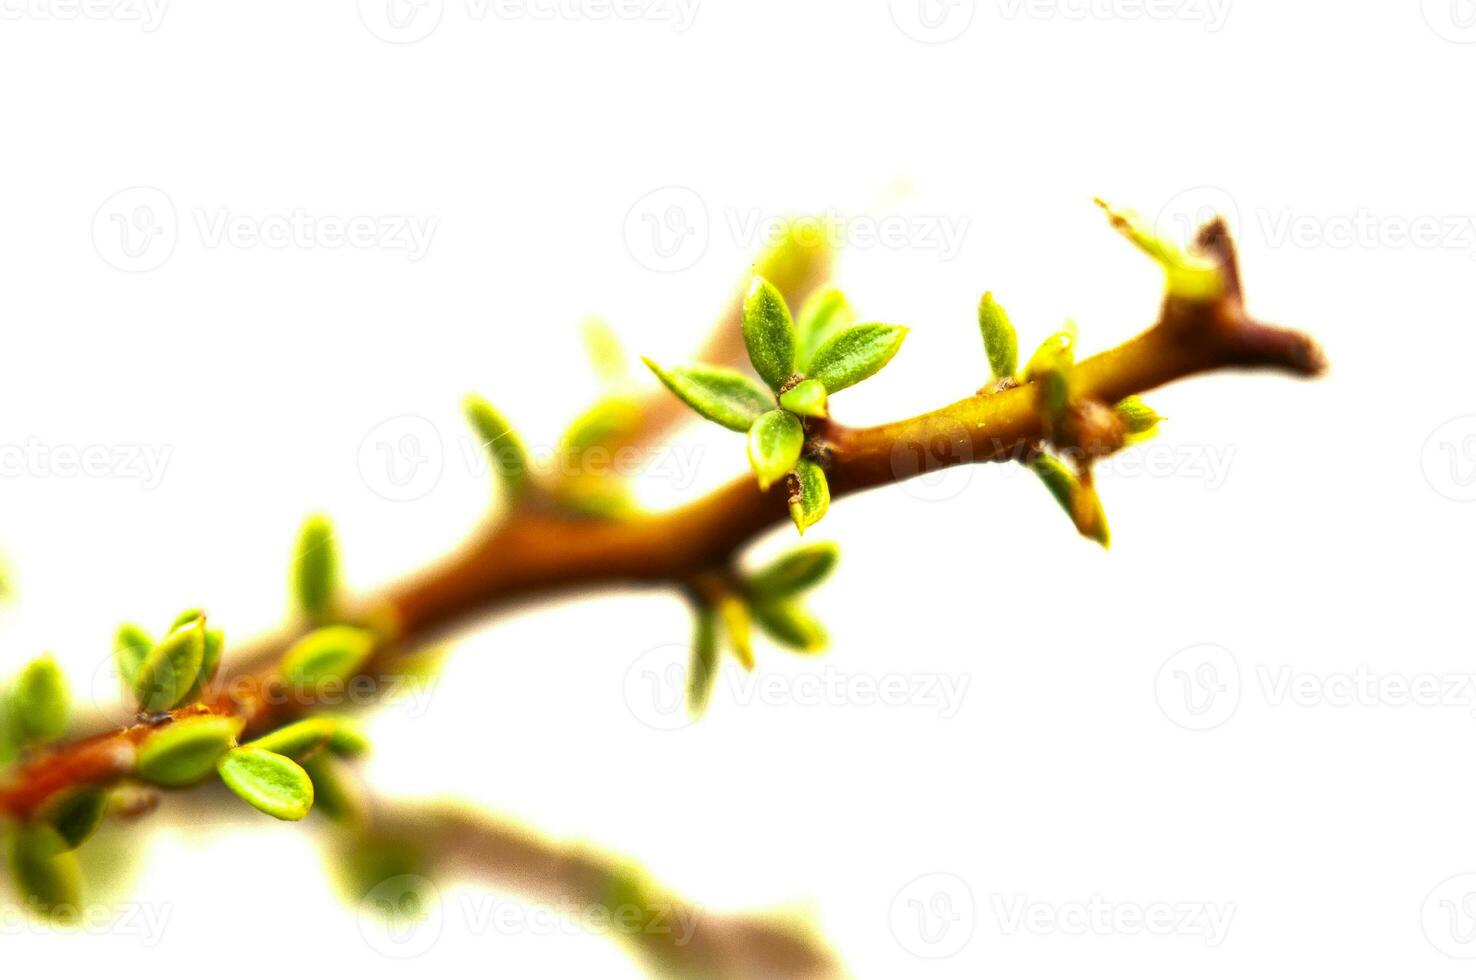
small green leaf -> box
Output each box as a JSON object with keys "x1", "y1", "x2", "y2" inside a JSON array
[
  {"x1": 806, "y1": 323, "x2": 908, "y2": 394},
  {"x1": 747, "y1": 410, "x2": 805, "y2": 491},
  {"x1": 293, "y1": 514, "x2": 340, "y2": 622},
  {"x1": 15, "y1": 654, "x2": 69, "y2": 742},
  {"x1": 40, "y1": 787, "x2": 108, "y2": 851},
  {"x1": 788, "y1": 459, "x2": 830, "y2": 535},
  {"x1": 686, "y1": 605, "x2": 719, "y2": 719},
  {"x1": 751, "y1": 601, "x2": 828, "y2": 653},
  {"x1": 135, "y1": 714, "x2": 244, "y2": 787},
  {"x1": 719, "y1": 596, "x2": 755, "y2": 671},
  {"x1": 217, "y1": 746, "x2": 314, "y2": 821},
  {"x1": 643, "y1": 360, "x2": 774, "y2": 433},
  {"x1": 279, "y1": 625, "x2": 377, "y2": 691},
  {"x1": 248, "y1": 716, "x2": 364, "y2": 760},
  {"x1": 745, "y1": 542, "x2": 839, "y2": 601},
  {"x1": 134, "y1": 620, "x2": 206, "y2": 713},
  {"x1": 560, "y1": 395, "x2": 642, "y2": 456},
  {"x1": 1096, "y1": 198, "x2": 1224, "y2": 301},
  {"x1": 581, "y1": 316, "x2": 629, "y2": 385},
  {"x1": 1114, "y1": 395, "x2": 1164, "y2": 440},
  {"x1": 1023, "y1": 323, "x2": 1077, "y2": 429},
  {"x1": 168, "y1": 608, "x2": 204, "y2": 632},
  {"x1": 114, "y1": 624, "x2": 152, "y2": 689},
  {"x1": 302, "y1": 755, "x2": 364, "y2": 825},
  {"x1": 464, "y1": 394, "x2": 531, "y2": 497},
  {"x1": 795, "y1": 286, "x2": 854, "y2": 372},
  {"x1": 8, "y1": 823, "x2": 82, "y2": 920},
  {"x1": 1030, "y1": 456, "x2": 1110, "y2": 548},
  {"x1": 778, "y1": 379, "x2": 828, "y2": 418},
  {"x1": 741, "y1": 276, "x2": 798, "y2": 392},
  {"x1": 977, "y1": 291, "x2": 1018, "y2": 380}
]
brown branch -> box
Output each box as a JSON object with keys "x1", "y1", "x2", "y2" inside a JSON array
[{"x1": 1, "y1": 218, "x2": 1324, "y2": 824}]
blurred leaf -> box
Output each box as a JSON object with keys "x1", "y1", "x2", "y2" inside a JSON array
[
  {"x1": 643, "y1": 360, "x2": 774, "y2": 432},
  {"x1": 40, "y1": 786, "x2": 108, "y2": 851},
  {"x1": 1114, "y1": 395, "x2": 1164, "y2": 441},
  {"x1": 719, "y1": 596, "x2": 755, "y2": 671},
  {"x1": 293, "y1": 514, "x2": 340, "y2": 623},
  {"x1": 15, "y1": 654, "x2": 69, "y2": 742},
  {"x1": 582, "y1": 316, "x2": 629, "y2": 386},
  {"x1": 788, "y1": 459, "x2": 830, "y2": 535},
  {"x1": 807, "y1": 324, "x2": 908, "y2": 394},
  {"x1": 1023, "y1": 323, "x2": 1076, "y2": 428},
  {"x1": 1030, "y1": 456, "x2": 1110, "y2": 548},
  {"x1": 1096, "y1": 198, "x2": 1223, "y2": 300},
  {"x1": 463, "y1": 394, "x2": 531, "y2": 497},
  {"x1": 686, "y1": 605, "x2": 719, "y2": 719},
  {"x1": 7, "y1": 823, "x2": 82, "y2": 920},
  {"x1": 217, "y1": 746, "x2": 314, "y2": 821},
  {"x1": 168, "y1": 608, "x2": 204, "y2": 632},
  {"x1": 113, "y1": 624, "x2": 152, "y2": 690},
  {"x1": 751, "y1": 601, "x2": 827, "y2": 653},
  {"x1": 752, "y1": 217, "x2": 834, "y2": 297},
  {"x1": 745, "y1": 542, "x2": 839, "y2": 601},
  {"x1": 741, "y1": 276, "x2": 798, "y2": 392},
  {"x1": 135, "y1": 715, "x2": 244, "y2": 788},
  {"x1": 747, "y1": 410, "x2": 804, "y2": 491},
  {"x1": 778, "y1": 378, "x2": 828, "y2": 419},
  {"x1": 302, "y1": 755, "x2": 364, "y2": 825},
  {"x1": 0, "y1": 691, "x2": 17, "y2": 767},
  {"x1": 794, "y1": 286, "x2": 853, "y2": 373},
  {"x1": 977, "y1": 291, "x2": 1019, "y2": 380},
  {"x1": 280, "y1": 626, "x2": 377, "y2": 691},
  {"x1": 560, "y1": 395, "x2": 642, "y2": 456},
  {"x1": 248, "y1": 716, "x2": 366, "y2": 761},
  {"x1": 134, "y1": 620, "x2": 205, "y2": 713}
]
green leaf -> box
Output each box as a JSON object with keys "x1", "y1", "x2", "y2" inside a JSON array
[
  {"x1": 168, "y1": 608, "x2": 204, "y2": 632},
  {"x1": 1096, "y1": 198, "x2": 1224, "y2": 301},
  {"x1": 8, "y1": 823, "x2": 82, "y2": 920},
  {"x1": 806, "y1": 323, "x2": 908, "y2": 394},
  {"x1": 40, "y1": 787, "x2": 108, "y2": 851},
  {"x1": 719, "y1": 596, "x2": 755, "y2": 671},
  {"x1": 15, "y1": 654, "x2": 69, "y2": 742},
  {"x1": 581, "y1": 316, "x2": 628, "y2": 385},
  {"x1": 302, "y1": 755, "x2": 364, "y2": 825},
  {"x1": 136, "y1": 715, "x2": 244, "y2": 787},
  {"x1": 747, "y1": 410, "x2": 804, "y2": 491},
  {"x1": 560, "y1": 395, "x2": 642, "y2": 456},
  {"x1": 1030, "y1": 456, "x2": 1110, "y2": 548},
  {"x1": 778, "y1": 379, "x2": 828, "y2": 418},
  {"x1": 686, "y1": 605, "x2": 719, "y2": 719},
  {"x1": 248, "y1": 716, "x2": 366, "y2": 760},
  {"x1": 0, "y1": 692, "x2": 17, "y2": 767},
  {"x1": 114, "y1": 624, "x2": 152, "y2": 689},
  {"x1": 217, "y1": 746, "x2": 314, "y2": 821},
  {"x1": 795, "y1": 286, "x2": 854, "y2": 372},
  {"x1": 1114, "y1": 396, "x2": 1164, "y2": 439},
  {"x1": 788, "y1": 459, "x2": 830, "y2": 535},
  {"x1": 464, "y1": 394, "x2": 531, "y2": 497},
  {"x1": 977, "y1": 291, "x2": 1018, "y2": 380},
  {"x1": 643, "y1": 360, "x2": 774, "y2": 432},
  {"x1": 134, "y1": 620, "x2": 206, "y2": 713},
  {"x1": 741, "y1": 276, "x2": 797, "y2": 392},
  {"x1": 751, "y1": 600, "x2": 828, "y2": 653},
  {"x1": 293, "y1": 514, "x2": 340, "y2": 622},
  {"x1": 745, "y1": 542, "x2": 839, "y2": 601},
  {"x1": 279, "y1": 626, "x2": 377, "y2": 691},
  {"x1": 1023, "y1": 323, "x2": 1077, "y2": 427}
]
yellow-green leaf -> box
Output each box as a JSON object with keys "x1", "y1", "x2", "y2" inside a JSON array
[
  {"x1": 719, "y1": 596, "x2": 754, "y2": 671},
  {"x1": 1030, "y1": 456, "x2": 1110, "y2": 548},
  {"x1": 745, "y1": 542, "x2": 839, "y2": 601},
  {"x1": 977, "y1": 291, "x2": 1018, "y2": 380},
  {"x1": 136, "y1": 715, "x2": 244, "y2": 787},
  {"x1": 279, "y1": 626, "x2": 377, "y2": 691},
  {"x1": 686, "y1": 605, "x2": 719, "y2": 719},
  {"x1": 788, "y1": 459, "x2": 830, "y2": 535},
  {"x1": 1096, "y1": 198, "x2": 1224, "y2": 301},
  {"x1": 293, "y1": 514, "x2": 340, "y2": 622},
  {"x1": 7, "y1": 824, "x2": 82, "y2": 920},
  {"x1": 778, "y1": 378, "x2": 828, "y2": 418},
  {"x1": 741, "y1": 276, "x2": 797, "y2": 392},
  {"x1": 14, "y1": 654, "x2": 69, "y2": 742},
  {"x1": 751, "y1": 601, "x2": 828, "y2": 653},
  {"x1": 1114, "y1": 395, "x2": 1164, "y2": 441},
  {"x1": 40, "y1": 787, "x2": 108, "y2": 851},
  {"x1": 807, "y1": 323, "x2": 908, "y2": 394},
  {"x1": 114, "y1": 624, "x2": 152, "y2": 689},
  {"x1": 134, "y1": 620, "x2": 206, "y2": 713},
  {"x1": 795, "y1": 286, "x2": 854, "y2": 372},
  {"x1": 643, "y1": 360, "x2": 774, "y2": 433},
  {"x1": 464, "y1": 394, "x2": 531, "y2": 497},
  {"x1": 747, "y1": 410, "x2": 804, "y2": 491},
  {"x1": 217, "y1": 746, "x2": 314, "y2": 821},
  {"x1": 248, "y1": 716, "x2": 365, "y2": 760}
]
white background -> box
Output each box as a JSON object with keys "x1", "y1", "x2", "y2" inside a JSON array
[{"x1": 2, "y1": 0, "x2": 1475, "y2": 976}]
